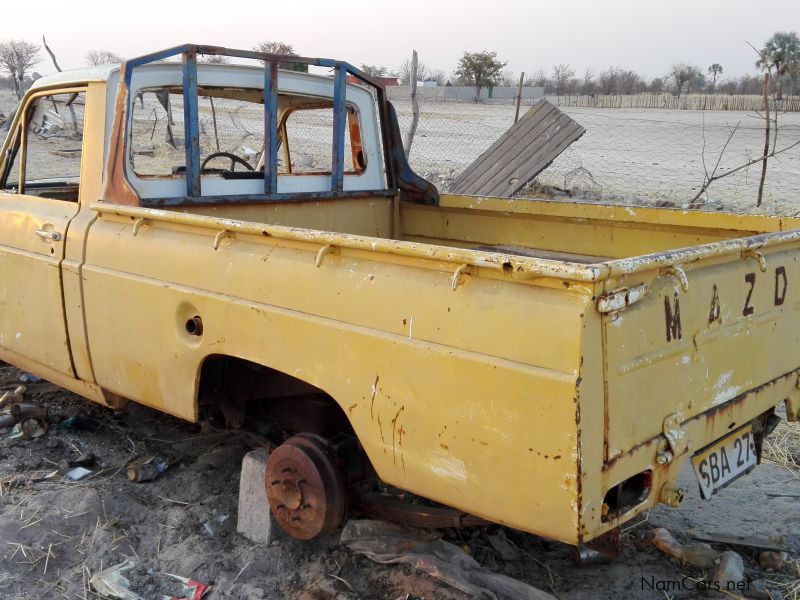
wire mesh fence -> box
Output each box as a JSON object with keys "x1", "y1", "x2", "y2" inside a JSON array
[{"x1": 394, "y1": 97, "x2": 800, "y2": 215}]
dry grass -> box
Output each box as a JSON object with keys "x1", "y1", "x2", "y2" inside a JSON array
[
  {"x1": 765, "y1": 559, "x2": 800, "y2": 600},
  {"x1": 762, "y1": 421, "x2": 800, "y2": 478}
]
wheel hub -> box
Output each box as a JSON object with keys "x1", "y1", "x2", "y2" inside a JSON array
[{"x1": 265, "y1": 434, "x2": 346, "y2": 539}]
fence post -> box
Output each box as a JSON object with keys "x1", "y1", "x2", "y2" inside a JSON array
[
  {"x1": 403, "y1": 50, "x2": 419, "y2": 157},
  {"x1": 757, "y1": 72, "x2": 770, "y2": 206},
  {"x1": 514, "y1": 72, "x2": 525, "y2": 124}
]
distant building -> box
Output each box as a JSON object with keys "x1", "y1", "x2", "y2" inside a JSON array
[{"x1": 347, "y1": 75, "x2": 400, "y2": 87}]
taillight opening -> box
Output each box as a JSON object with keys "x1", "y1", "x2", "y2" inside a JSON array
[{"x1": 602, "y1": 470, "x2": 652, "y2": 522}]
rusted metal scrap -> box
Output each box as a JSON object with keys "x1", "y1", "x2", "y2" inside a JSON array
[{"x1": 355, "y1": 491, "x2": 490, "y2": 529}]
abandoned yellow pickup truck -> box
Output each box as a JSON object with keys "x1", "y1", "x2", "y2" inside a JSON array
[{"x1": 0, "y1": 44, "x2": 797, "y2": 554}]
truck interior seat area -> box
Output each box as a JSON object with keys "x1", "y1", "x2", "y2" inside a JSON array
[{"x1": 25, "y1": 183, "x2": 80, "y2": 203}]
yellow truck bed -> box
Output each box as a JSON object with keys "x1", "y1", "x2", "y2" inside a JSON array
[{"x1": 80, "y1": 193, "x2": 799, "y2": 546}]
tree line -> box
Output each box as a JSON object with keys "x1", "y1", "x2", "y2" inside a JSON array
[
  {"x1": 364, "y1": 32, "x2": 800, "y2": 102},
  {"x1": 2, "y1": 32, "x2": 798, "y2": 103}
]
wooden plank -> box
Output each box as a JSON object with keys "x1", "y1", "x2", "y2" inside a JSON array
[
  {"x1": 452, "y1": 107, "x2": 564, "y2": 194},
  {"x1": 475, "y1": 116, "x2": 584, "y2": 196},
  {"x1": 449, "y1": 102, "x2": 558, "y2": 193},
  {"x1": 471, "y1": 115, "x2": 579, "y2": 196},
  {"x1": 482, "y1": 120, "x2": 585, "y2": 196},
  {"x1": 449, "y1": 101, "x2": 584, "y2": 197},
  {"x1": 462, "y1": 112, "x2": 573, "y2": 196},
  {"x1": 687, "y1": 531, "x2": 787, "y2": 553}
]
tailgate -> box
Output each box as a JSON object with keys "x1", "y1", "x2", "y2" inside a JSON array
[{"x1": 602, "y1": 239, "x2": 800, "y2": 458}]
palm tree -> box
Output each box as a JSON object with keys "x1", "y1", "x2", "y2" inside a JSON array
[
  {"x1": 756, "y1": 31, "x2": 800, "y2": 100},
  {"x1": 707, "y1": 63, "x2": 723, "y2": 91}
]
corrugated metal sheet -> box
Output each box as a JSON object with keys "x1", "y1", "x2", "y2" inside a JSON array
[{"x1": 449, "y1": 101, "x2": 585, "y2": 197}]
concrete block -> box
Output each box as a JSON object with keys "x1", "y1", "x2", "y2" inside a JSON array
[{"x1": 237, "y1": 448, "x2": 284, "y2": 544}]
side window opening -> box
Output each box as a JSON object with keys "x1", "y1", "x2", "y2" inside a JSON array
[{"x1": 1, "y1": 91, "x2": 85, "y2": 201}]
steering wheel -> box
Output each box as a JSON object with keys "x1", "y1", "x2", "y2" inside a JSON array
[{"x1": 200, "y1": 151, "x2": 254, "y2": 173}]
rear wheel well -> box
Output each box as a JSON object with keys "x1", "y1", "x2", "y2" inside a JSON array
[{"x1": 197, "y1": 354, "x2": 355, "y2": 438}]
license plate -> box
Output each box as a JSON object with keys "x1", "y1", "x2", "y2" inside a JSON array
[{"x1": 691, "y1": 426, "x2": 757, "y2": 500}]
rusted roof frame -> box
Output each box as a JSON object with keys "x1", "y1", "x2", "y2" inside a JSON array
[{"x1": 116, "y1": 43, "x2": 438, "y2": 207}]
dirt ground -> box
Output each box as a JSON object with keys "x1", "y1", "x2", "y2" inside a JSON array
[
  {"x1": 1, "y1": 362, "x2": 798, "y2": 600},
  {"x1": 391, "y1": 100, "x2": 800, "y2": 214}
]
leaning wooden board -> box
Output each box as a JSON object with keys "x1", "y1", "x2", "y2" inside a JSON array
[{"x1": 449, "y1": 100, "x2": 585, "y2": 197}]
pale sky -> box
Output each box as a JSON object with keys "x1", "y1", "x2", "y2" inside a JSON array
[{"x1": 2, "y1": 0, "x2": 796, "y2": 80}]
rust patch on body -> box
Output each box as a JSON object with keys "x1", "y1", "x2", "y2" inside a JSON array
[
  {"x1": 369, "y1": 374, "x2": 379, "y2": 420},
  {"x1": 390, "y1": 405, "x2": 405, "y2": 466}
]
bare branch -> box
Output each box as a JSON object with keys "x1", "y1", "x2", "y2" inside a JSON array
[
  {"x1": 757, "y1": 73, "x2": 770, "y2": 206},
  {"x1": 700, "y1": 114, "x2": 709, "y2": 180},
  {"x1": 745, "y1": 40, "x2": 768, "y2": 64},
  {"x1": 42, "y1": 35, "x2": 61, "y2": 72},
  {"x1": 710, "y1": 122, "x2": 740, "y2": 180},
  {"x1": 691, "y1": 135, "x2": 800, "y2": 204}
]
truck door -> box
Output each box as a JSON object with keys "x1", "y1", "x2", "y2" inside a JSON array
[{"x1": 0, "y1": 88, "x2": 85, "y2": 377}]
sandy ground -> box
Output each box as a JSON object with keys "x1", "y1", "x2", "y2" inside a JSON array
[
  {"x1": 5, "y1": 87, "x2": 800, "y2": 215},
  {"x1": 1, "y1": 363, "x2": 798, "y2": 600},
  {"x1": 392, "y1": 100, "x2": 800, "y2": 214}
]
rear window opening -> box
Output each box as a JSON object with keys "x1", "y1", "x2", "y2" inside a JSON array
[
  {"x1": 601, "y1": 470, "x2": 652, "y2": 521},
  {"x1": 129, "y1": 87, "x2": 363, "y2": 180}
]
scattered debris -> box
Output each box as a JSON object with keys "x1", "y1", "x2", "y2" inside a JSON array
[
  {"x1": 10, "y1": 403, "x2": 48, "y2": 420},
  {"x1": 91, "y1": 560, "x2": 142, "y2": 600},
  {"x1": 3, "y1": 417, "x2": 48, "y2": 439},
  {"x1": 126, "y1": 456, "x2": 169, "y2": 482},
  {"x1": 341, "y1": 519, "x2": 556, "y2": 600},
  {"x1": 65, "y1": 466, "x2": 93, "y2": 481},
  {"x1": 202, "y1": 513, "x2": 229, "y2": 536},
  {"x1": 0, "y1": 387, "x2": 48, "y2": 434},
  {"x1": 19, "y1": 372, "x2": 41, "y2": 383},
  {"x1": 486, "y1": 530, "x2": 520, "y2": 562},
  {"x1": 758, "y1": 550, "x2": 789, "y2": 572},
  {"x1": 688, "y1": 530, "x2": 788, "y2": 553},
  {"x1": 90, "y1": 561, "x2": 212, "y2": 600},
  {"x1": 651, "y1": 527, "x2": 718, "y2": 568},
  {"x1": 50, "y1": 148, "x2": 82, "y2": 158},
  {"x1": 161, "y1": 573, "x2": 212, "y2": 600},
  {"x1": 0, "y1": 469, "x2": 59, "y2": 488},
  {"x1": 711, "y1": 550, "x2": 746, "y2": 591},
  {"x1": 58, "y1": 452, "x2": 96, "y2": 473},
  {"x1": 0, "y1": 384, "x2": 26, "y2": 409},
  {"x1": 58, "y1": 414, "x2": 100, "y2": 432}
]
